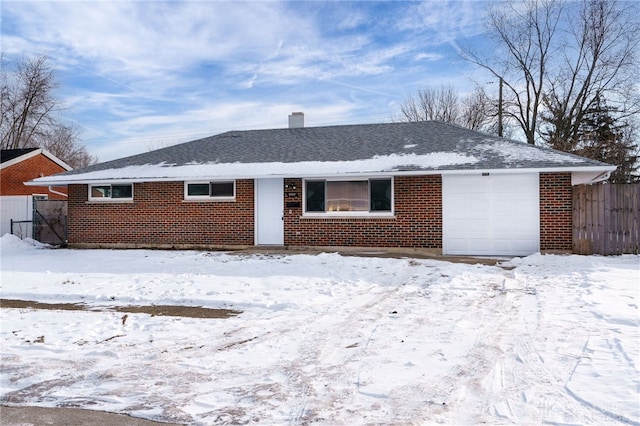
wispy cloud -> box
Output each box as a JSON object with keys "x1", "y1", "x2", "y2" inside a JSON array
[{"x1": 2, "y1": 0, "x2": 490, "y2": 161}]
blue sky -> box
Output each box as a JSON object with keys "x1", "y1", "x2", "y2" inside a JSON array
[{"x1": 2, "y1": 1, "x2": 494, "y2": 161}]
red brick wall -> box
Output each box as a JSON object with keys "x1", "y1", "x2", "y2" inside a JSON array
[
  {"x1": 67, "y1": 174, "x2": 573, "y2": 252},
  {"x1": 1, "y1": 154, "x2": 68, "y2": 199},
  {"x1": 283, "y1": 176, "x2": 442, "y2": 248},
  {"x1": 539, "y1": 172, "x2": 573, "y2": 251},
  {"x1": 68, "y1": 180, "x2": 254, "y2": 246},
  {"x1": 69, "y1": 177, "x2": 442, "y2": 249}
]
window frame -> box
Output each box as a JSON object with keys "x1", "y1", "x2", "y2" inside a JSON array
[
  {"x1": 302, "y1": 177, "x2": 394, "y2": 217},
  {"x1": 184, "y1": 180, "x2": 236, "y2": 201},
  {"x1": 88, "y1": 184, "x2": 134, "y2": 202}
]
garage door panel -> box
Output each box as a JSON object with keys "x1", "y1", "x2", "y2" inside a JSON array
[
  {"x1": 447, "y1": 238, "x2": 489, "y2": 253},
  {"x1": 446, "y1": 239, "x2": 470, "y2": 252},
  {"x1": 494, "y1": 196, "x2": 535, "y2": 212},
  {"x1": 445, "y1": 176, "x2": 489, "y2": 193},
  {"x1": 443, "y1": 174, "x2": 540, "y2": 256},
  {"x1": 493, "y1": 225, "x2": 538, "y2": 237},
  {"x1": 447, "y1": 218, "x2": 490, "y2": 236},
  {"x1": 447, "y1": 194, "x2": 490, "y2": 210},
  {"x1": 493, "y1": 217, "x2": 537, "y2": 230},
  {"x1": 492, "y1": 176, "x2": 533, "y2": 192}
]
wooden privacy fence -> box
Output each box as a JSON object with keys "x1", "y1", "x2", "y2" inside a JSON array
[{"x1": 573, "y1": 183, "x2": 639, "y2": 255}]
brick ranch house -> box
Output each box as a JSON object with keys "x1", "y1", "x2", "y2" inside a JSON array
[{"x1": 28, "y1": 117, "x2": 615, "y2": 256}]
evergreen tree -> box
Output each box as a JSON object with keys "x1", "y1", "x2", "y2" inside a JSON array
[{"x1": 571, "y1": 95, "x2": 638, "y2": 183}]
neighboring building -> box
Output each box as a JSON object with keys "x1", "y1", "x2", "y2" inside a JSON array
[
  {"x1": 27, "y1": 117, "x2": 615, "y2": 256},
  {"x1": 1, "y1": 148, "x2": 71, "y2": 198},
  {"x1": 1, "y1": 148, "x2": 72, "y2": 237}
]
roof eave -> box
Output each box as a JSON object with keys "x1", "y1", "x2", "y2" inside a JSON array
[
  {"x1": 0, "y1": 148, "x2": 72, "y2": 171},
  {"x1": 25, "y1": 165, "x2": 617, "y2": 186}
]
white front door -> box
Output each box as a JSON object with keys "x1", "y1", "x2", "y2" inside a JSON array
[
  {"x1": 255, "y1": 178, "x2": 284, "y2": 245},
  {"x1": 442, "y1": 174, "x2": 540, "y2": 256}
]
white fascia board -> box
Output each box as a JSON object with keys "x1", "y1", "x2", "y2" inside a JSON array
[
  {"x1": 41, "y1": 149, "x2": 73, "y2": 171},
  {"x1": 25, "y1": 164, "x2": 617, "y2": 186},
  {"x1": 0, "y1": 149, "x2": 41, "y2": 170},
  {"x1": 1, "y1": 148, "x2": 72, "y2": 171}
]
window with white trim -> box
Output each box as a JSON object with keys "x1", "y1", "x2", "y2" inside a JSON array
[
  {"x1": 185, "y1": 181, "x2": 235, "y2": 200},
  {"x1": 304, "y1": 178, "x2": 393, "y2": 214},
  {"x1": 89, "y1": 184, "x2": 133, "y2": 201}
]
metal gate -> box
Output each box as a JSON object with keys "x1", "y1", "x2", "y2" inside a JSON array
[{"x1": 33, "y1": 199, "x2": 67, "y2": 246}]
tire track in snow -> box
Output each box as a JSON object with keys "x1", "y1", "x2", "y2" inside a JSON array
[
  {"x1": 487, "y1": 266, "x2": 632, "y2": 425},
  {"x1": 408, "y1": 273, "x2": 537, "y2": 424},
  {"x1": 257, "y1": 279, "x2": 414, "y2": 424}
]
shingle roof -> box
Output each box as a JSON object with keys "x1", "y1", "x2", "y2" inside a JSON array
[
  {"x1": 33, "y1": 121, "x2": 614, "y2": 183},
  {"x1": 1, "y1": 148, "x2": 39, "y2": 163}
]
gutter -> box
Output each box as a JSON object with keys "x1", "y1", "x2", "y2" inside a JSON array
[
  {"x1": 48, "y1": 186, "x2": 68, "y2": 198},
  {"x1": 571, "y1": 169, "x2": 615, "y2": 185},
  {"x1": 590, "y1": 171, "x2": 612, "y2": 183},
  {"x1": 25, "y1": 165, "x2": 618, "y2": 186}
]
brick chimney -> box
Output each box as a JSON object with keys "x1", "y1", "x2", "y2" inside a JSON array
[{"x1": 288, "y1": 112, "x2": 304, "y2": 128}]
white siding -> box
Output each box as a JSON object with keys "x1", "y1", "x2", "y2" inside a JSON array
[{"x1": 0, "y1": 196, "x2": 33, "y2": 238}]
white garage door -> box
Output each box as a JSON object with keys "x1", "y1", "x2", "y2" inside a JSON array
[{"x1": 442, "y1": 174, "x2": 540, "y2": 256}]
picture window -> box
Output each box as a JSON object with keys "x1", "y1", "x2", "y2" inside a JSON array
[{"x1": 304, "y1": 178, "x2": 392, "y2": 214}]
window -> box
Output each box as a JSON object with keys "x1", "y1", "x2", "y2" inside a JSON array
[
  {"x1": 304, "y1": 178, "x2": 392, "y2": 214},
  {"x1": 89, "y1": 184, "x2": 133, "y2": 201},
  {"x1": 185, "y1": 181, "x2": 235, "y2": 200}
]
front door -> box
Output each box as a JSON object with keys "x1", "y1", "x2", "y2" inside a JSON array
[{"x1": 255, "y1": 178, "x2": 284, "y2": 245}]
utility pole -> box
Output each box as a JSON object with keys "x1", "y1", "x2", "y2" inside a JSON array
[{"x1": 498, "y1": 77, "x2": 503, "y2": 137}]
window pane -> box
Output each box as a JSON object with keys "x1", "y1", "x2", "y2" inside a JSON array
[
  {"x1": 370, "y1": 179, "x2": 392, "y2": 211},
  {"x1": 188, "y1": 183, "x2": 209, "y2": 196},
  {"x1": 111, "y1": 185, "x2": 132, "y2": 199},
  {"x1": 305, "y1": 181, "x2": 325, "y2": 212},
  {"x1": 91, "y1": 186, "x2": 111, "y2": 198},
  {"x1": 326, "y1": 181, "x2": 368, "y2": 212},
  {"x1": 210, "y1": 181, "x2": 234, "y2": 197}
]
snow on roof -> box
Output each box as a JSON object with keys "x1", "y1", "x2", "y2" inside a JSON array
[
  {"x1": 28, "y1": 121, "x2": 614, "y2": 185},
  {"x1": 470, "y1": 139, "x2": 587, "y2": 165},
  {"x1": 35, "y1": 152, "x2": 480, "y2": 183}
]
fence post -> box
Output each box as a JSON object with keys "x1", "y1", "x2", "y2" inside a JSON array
[{"x1": 32, "y1": 196, "x2": 37, "y2": 241}]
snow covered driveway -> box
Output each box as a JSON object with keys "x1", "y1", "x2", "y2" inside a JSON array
[{"x1": 1, "y1": 235, "x2": 638, "y2": 425}]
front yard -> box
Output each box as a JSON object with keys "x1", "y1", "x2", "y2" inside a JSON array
[{"x1": 1, "y1": 235, "x2": 638, "y2": 425}]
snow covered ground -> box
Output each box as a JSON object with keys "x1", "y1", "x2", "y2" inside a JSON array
[{"x1": 1, "y1": 234, "x2": 638, "y2": 425}]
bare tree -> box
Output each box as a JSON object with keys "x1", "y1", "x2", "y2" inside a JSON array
[
  {"x1": 399, "y1": 85, "x2": 496, "y2": 132},
  {"x1": 1, "y1": 54, "x2": 96, "y2": 167},
  {"x1": 42, "y1": 125, "x2": 97, "y2": 169},
  {"x1": 460, "y1": 87, "x2": 497, "y2": 133},
  {"x1": 542, "y1": 0, "x2": 640, "y2": 151},
  {"x1": 465, "y1": 0, "x2": 563, "y2": 144},
  {"x1": 1, "y1": 54, "x2": 58, "y2": 149},
  {"x1": 400, "y1": 85, "x2": 460, "y2": 123},
  {"x1": 464, "y1": 0, "x2": 639, "y2": 154}
]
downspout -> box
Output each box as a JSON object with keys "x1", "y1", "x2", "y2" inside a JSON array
[
  {"x1": 48, "y1": 186, "x2": 68, "y2": 198},
  {"x1": 585, "y1": 171, "x2": 612, "y2": 184},
  {"x1": 571, "y1": 169, "x2": 615, "y2": 185}
]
